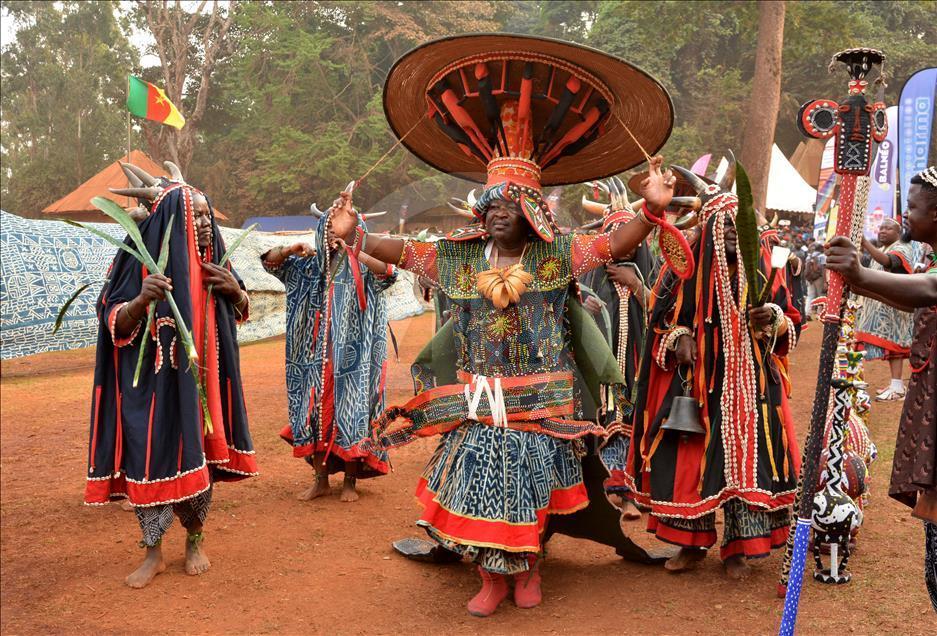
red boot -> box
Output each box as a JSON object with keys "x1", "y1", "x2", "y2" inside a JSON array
[
  {"x1": 467, "y1": 567, "x2": 509, "y2": 617},
  {"x1": 513, "y1": 557, "x2": 542, "y2": 609}
]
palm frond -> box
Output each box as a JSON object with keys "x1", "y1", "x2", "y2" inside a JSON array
[
  {"x1": 134, "y1": 213, "x2": 176, "y2": 388},
  {"x1": 734, "y1": 164, "x2": 762, "y2": 307},
  {"x1": 52, "y1": 283, "x2": 93, "y2": 335},
  {"x1": 59, "y1": 219, "x2": 143, "y2": 263}
]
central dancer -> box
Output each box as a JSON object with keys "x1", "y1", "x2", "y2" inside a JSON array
[{"x1": 325, "y1": 34, "x2": 678, "y2": 616}]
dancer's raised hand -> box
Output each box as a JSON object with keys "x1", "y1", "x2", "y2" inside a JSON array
[
  {"x1": 328, "y1": 181, "x2": 358, "y2": 248},
  {"x1": 638, "y1": 155, "x2": 676, "y2": 215}
]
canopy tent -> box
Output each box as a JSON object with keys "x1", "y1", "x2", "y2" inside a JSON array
[
  {"x1": 42, "y1": 150, "x2": 228, "y2": 222},
  {"x1": 765, "y1": 143, "x2": 818, "y2": 214},
  {"x1": 789, "y1": 139, "x2": 825, "y2": 188}
]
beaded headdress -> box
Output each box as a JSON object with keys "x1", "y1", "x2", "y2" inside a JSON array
[{"x1": 918, "y1": 166, "x2": 937, "y2": 189}]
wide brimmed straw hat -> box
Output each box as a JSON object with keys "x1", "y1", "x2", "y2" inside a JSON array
[{"x1": 383, "y1": 33, "x2": 674, "y2": 187}]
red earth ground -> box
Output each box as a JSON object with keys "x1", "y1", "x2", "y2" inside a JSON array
[{"x1": 1, "y1": 312, "x2": 935, "y2": 634}]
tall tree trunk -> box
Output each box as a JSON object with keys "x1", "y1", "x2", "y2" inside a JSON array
[
  {"x1": 138, "y1": 0, "x2": 235, "y2": 172},
  {"x1": 740, "y1": 0, "x2": 786, "y2": 213}
]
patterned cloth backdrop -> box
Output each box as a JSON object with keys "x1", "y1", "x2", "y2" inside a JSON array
[
  {"x1": 383, "y1": 269, "x2": 427, "y2": 322},
  {"x1": 1, "y1": 210, "x2": 125, "y2": 359},
  {"x1": 2, "y1": 212, "x2": 422, "y2": 359}
]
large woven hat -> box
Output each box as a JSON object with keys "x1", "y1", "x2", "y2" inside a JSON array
[{"x1": 383, "y1": 33, "x2": 674, "y2": 187}]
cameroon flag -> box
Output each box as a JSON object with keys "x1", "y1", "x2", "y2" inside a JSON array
[{"x1": 126, "y1": 75, "x2": 185, "y2": 129}]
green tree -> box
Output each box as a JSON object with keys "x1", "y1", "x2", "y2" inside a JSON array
[
  {"x1": 1, "y1": 1, "x2": 139, "y2": 215},
  {"x1": 132, "y1": 0, "x2": 236, "y2": 172},
  {"x1": 588, "y1": 0, "x2": 935, "y2": 178},
  {"x1": 190, "y1": 1, "x2": 503, "y2": 223}
]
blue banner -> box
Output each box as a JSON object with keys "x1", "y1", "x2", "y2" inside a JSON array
[
  {"x1": 865, "y1": 106, "x2": 898, "y2": 238},
  {"x1": 898, "y1": 67, "x2": 936, "y2": 215}
]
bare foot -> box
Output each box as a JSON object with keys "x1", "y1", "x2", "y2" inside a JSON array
[
  {"x1": 297, "y1": 476, "x2": 330, "y2": 501},
  {"x1": 125, "y1": 546, "x2": 166, "y2": 589},
  {"x1": 723, "y1": 554, "x2": 751, "y2": 580},
  {"x1": 620, "y1": 500, "x2": 642, "y2": 521},
  {"x1": 340, "y1": 477, "x2": 359, "y2": 502},
  {"x1": 664, "y1": 547, "x2": 707, "y2": 572},
  {"x1": 185, "y1": 534, "x2": 211, "y2": 576},
  {"x1": 120, "y1": 499, "x2": 134, "y2": 512}
]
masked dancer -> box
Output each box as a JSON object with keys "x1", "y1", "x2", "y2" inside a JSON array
[
  {"x1": 262, "y1": 210, "x2": 396, "y2": 503},
  {"x1": 625, "y1": 161, "x2": 802, "y2": 579},
  {"x1": 578, "y1": 178, "x2": 656, "y2": 520},
  {"x1": 85, "y1": 164, "x2": 257, "y2": 588},
  {"x1": 325, "y1": 34, "x2": 680, "y2": 616}
]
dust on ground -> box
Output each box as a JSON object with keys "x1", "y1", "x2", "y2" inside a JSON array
[{"x1": 2, "y1": 313, "x2": 934, "y2": 634}]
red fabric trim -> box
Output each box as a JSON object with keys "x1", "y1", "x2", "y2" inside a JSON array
[
  {"x1": 647, "y1": 516, "x2": 716, "y2": 549},
  {"x1": 177, "y1": 433, "x2": 184, "y2": 472},
  {"x1": 381, "y1": 372, "x2": 578, "y2": 438},
  {"x1": 671, "y1": 426, "x2": 706, "y2": 503},
  {"x1": 778, "y1": 391, "x2": 801, "y2": 476},
  {"x1": 84, "y1": 465, "x2": 211, "y2": 507},
  {"x1": 604, "y1": 469, "x2": 628, "y2": 492},
  {"x1": 891, "y1": 251, "x2": 913, "y2": 274},
  {"x1": 211, "y1": 447, "x2": 259, "y2": 480},
  {"x1": 855, "y1": 332, "x2": 911, "y2": 357},
  {"x1": 415, "y1": 477, "x2": 588, "y2": 552},
  {"x1": 718, "y1": 524, "x2": 789, "y2": 560},
  {"x1": 279, "y1": 424, "x2": 389, "y2": 475},
  {"x1": 342, "y1": 243, "x2": 368, "y2": 312},
  {"x1": 113, "y1": 348, "x2": 123, "y2": 475},
  {"x1": 89, "y1": 386, "x2": 102, "y2": 472},
  {"x1": 320, "y1": 357, "x2": 335, "y2": 446},
  {"x1": 379, "y1": 360, "x2": 389, "y2": 398},
  {"x1": 144, "y1": 394, "x2": 156, "y2": 481}
]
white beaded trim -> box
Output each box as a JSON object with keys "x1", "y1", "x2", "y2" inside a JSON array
[
  {"x1": 918, "y1": 166, "x2": 937, "y2": 188},
  {"x1": 108, "y1": 302, "x2": 142, "y2": 347}
]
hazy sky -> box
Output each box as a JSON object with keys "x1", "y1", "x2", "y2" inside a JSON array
[{"x1": 0, "y1": 1, "x2": 227, "y2": 68}]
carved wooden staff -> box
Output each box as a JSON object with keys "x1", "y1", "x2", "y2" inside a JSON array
[{"x1": 777, "y1": 48, "x2": 887, "y2": 636}]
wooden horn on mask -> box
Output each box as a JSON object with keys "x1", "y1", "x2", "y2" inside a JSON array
[
  {"x1": 109, "y1": 186, "x2": 161, "y2": 201},
  {"x1": 670, "y1": 164, "x2": 708, "y2": 195},
  {"x1": 717, "y1": 149, "x2": 737, "y2": 191},
  {"x1": 576, "y1": 218, "x2": 605, "y2": 231},
  {"x1": 447, "y1": 200, "x2": 477, "y2": 219},
  {"x1": 164, "y1": 161, "x2": 185, "y2": 182},
  {"x1": 581, "y1": 196, "x2": 608, "y2": 216},
  {"x1": 120, "y1": 162, "x2": 159, "y2": 187}
]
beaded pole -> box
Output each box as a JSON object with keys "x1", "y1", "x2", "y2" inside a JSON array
[{"x1": 777, "y1": 48, "x2": 887, "y2": 636}]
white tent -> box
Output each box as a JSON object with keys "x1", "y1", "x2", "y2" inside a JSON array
[
  {"x1": 765, "y1": 143, "x2": 818, "y2": 213},
  {"x1": 711, "y1": 145, "x2": 819, "y2": 213}
]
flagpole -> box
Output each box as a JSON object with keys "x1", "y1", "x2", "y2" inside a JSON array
[{"x1": 126, "y1": 75, "x2": 132, "y2": 208}]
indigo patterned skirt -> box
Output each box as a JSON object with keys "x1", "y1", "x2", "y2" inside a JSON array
[{"x1": 416, "y1": 421, "x2": 588, "y2": 574}]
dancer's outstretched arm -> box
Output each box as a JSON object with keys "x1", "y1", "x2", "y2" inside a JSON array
[{"x1": 826, "y1": 236, "x2": 937, "y2": 311}]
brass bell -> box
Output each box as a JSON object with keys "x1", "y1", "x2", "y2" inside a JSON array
[{"x1": 662, "y1": 369, "x2": 705, "y2": 435}]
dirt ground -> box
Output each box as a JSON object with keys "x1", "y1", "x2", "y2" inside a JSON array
[{"x1": 2, "y1": 312, "x2": 935, "y2": 635}]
